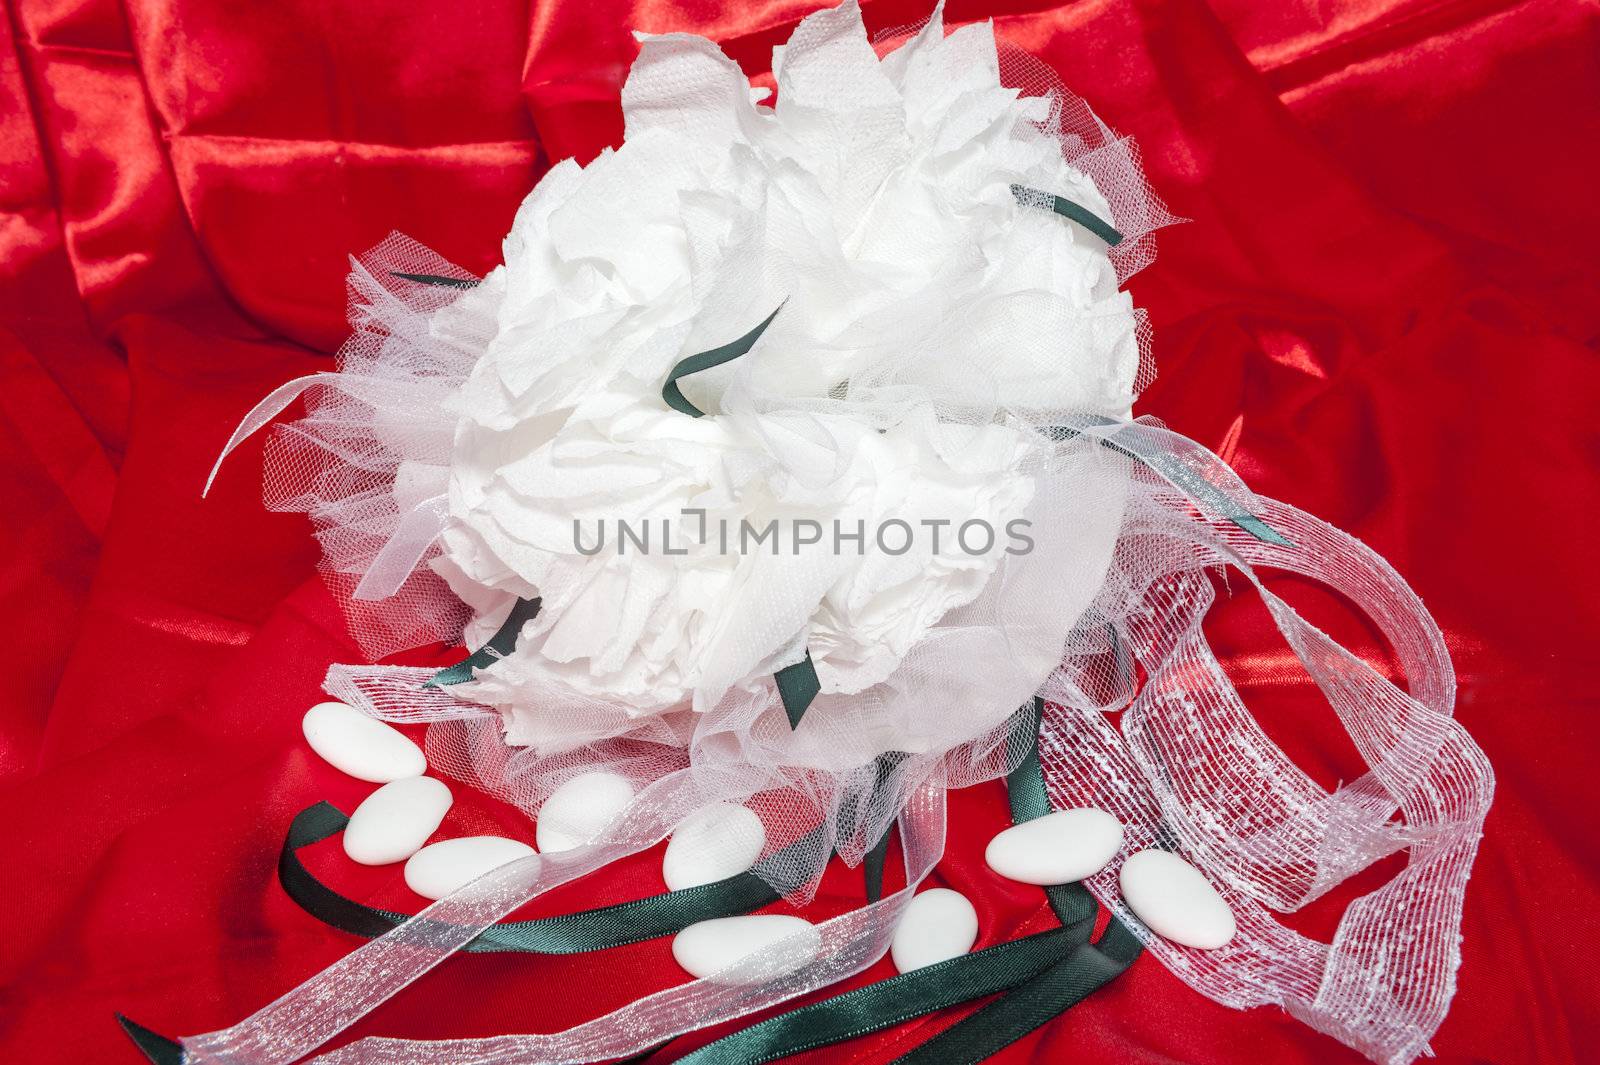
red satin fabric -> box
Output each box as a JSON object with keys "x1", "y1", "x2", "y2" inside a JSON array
[{"x1": 1, "y1": 0, "x2": 1596, "y2": 1061}]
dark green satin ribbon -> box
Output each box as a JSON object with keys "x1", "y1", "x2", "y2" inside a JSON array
[
  {"x1": 1010, "y1": 184, "x2": 1123, "y2": 245},
  {"x1": 388, "y1": 270, "x2": 481, "y2": 290},
  {"x1": 861, "y1": 826, "x2": 893, "y2": 904},
  {"x1": 662, "y1": 303, "x2": 784, "y2": 418},
  {"x1": 890, "y1": 923, "x2": 1141, "y2": 1064},
  {"x1": 424, "y1": 596, "x2": 542, "y2": 688},
  {"x1": 113, "y1": 1015, "x2": 183, "y2": 1065}
]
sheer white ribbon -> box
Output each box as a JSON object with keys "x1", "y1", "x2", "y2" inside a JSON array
[{"x1": 1039, "y1": 421, "x2": 1492, "y2": 1065}]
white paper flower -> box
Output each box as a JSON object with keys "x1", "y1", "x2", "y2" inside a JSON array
[{"x1": 429, "y1": 0, "x2": 1142, "y2": 729}]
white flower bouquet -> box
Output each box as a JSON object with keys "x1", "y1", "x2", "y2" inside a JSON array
[{"x1": 176, "y1": 6, "x2": 1491, "y2": 1064}]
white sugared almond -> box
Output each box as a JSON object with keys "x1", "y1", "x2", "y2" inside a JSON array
[
  {"x1": 662, "y1": 803, "x2": 766, "y2": 891},
  {"x1": 1119, "y1": 849, "x2": 1237, "y2": 950},
  {"x1": 302, "y1": 701, "x2": 426, "y2": 783},
  {"x1": 984, "y1": 808, "x2": 1124, "y2": 885},
  {"x1": 671, "y1": 915, "x2": 819, "y2": 983},
  {"x1": 403, "y1": 836, "x2": 537, "y2": 900},
  {"x1": 891, "y1": 888, "x2": 978, "y2": 973},
  {"x1": 343, "y1": 776, "x2": 453, "y2": 866},
  {"x1": 536, "y1": 771, "x2": 635, "y2": 853}
]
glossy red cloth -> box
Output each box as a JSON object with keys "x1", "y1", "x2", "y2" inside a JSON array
[{"x1": 1, "y1": 0, "x2": 1596, "y2": 1061}]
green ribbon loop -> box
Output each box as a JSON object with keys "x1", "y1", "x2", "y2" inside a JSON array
[
  {"x1": 278, "y1": 797, "x2": 892, "y2": 945},
  {"x1": 388, "y1": 270, "x2": 481, "y2": 290},
  {"x1": 425, "y1": 596, "x2": 542, "y2": 688},
  {"x1": 1010, "y1": 184, "x2": 1123, "y2": 245},
  {"x1": 662, "y1": 303, "x2": 784, "y2": 418}
]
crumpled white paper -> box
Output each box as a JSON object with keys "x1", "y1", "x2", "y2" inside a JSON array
[{"x1": 435, "y1": 0, "x2": 1141, "y2": 725}]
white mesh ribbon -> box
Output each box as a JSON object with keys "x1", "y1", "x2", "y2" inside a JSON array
[
  {"x1": 1038, "y1": 421, "x2": 1493, "y2": 1065},
  {"x1": 186, "y1": 3, "x2": 1492, "y2": 1062}
]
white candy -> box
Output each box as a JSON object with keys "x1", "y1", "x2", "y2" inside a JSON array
[
  {"x1": 662, "y1": 803, "x2": 766, "y2": 891},
  {"x1": 1119, "y1": 850, "x2": 1237, "y2": 950},
  {"x1": 301, "y1": 701, "x2": 426, "y2": 783},
  {"x1": 343, "y1": 776, "x2": 453, "y2": 865},
  {"x1": 671, "y1": 915, "x2": 820, "y2": 983},
  {"x1": 403, "y1": 836, "x2": 538, "y2": 900},
  {"x1": 536, "y1": 771, "x2": 635, "y2": 853},
  {"x1": 891, "y1": 888, "x2": 978, "y2": 973},
  {"x1": 984, "y1": 808, "x2": 1124, "y2": 885}
]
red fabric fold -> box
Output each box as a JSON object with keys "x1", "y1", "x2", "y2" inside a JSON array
[{"x1": 1, "y1": 0, "x2": 1595, "y2": 1061}]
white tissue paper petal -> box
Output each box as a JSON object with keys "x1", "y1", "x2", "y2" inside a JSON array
[{"x1": 436, "y1": 0, "x2": 1143, "y2": 736}]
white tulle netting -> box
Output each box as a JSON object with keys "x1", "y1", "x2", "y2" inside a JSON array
[
  {"x1": 1033, "y1": 424, "x2": 1492, "y2": 1065},
  {"x1": 188, "y1": 5, "x2": 1491, "y2": 1065}
]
